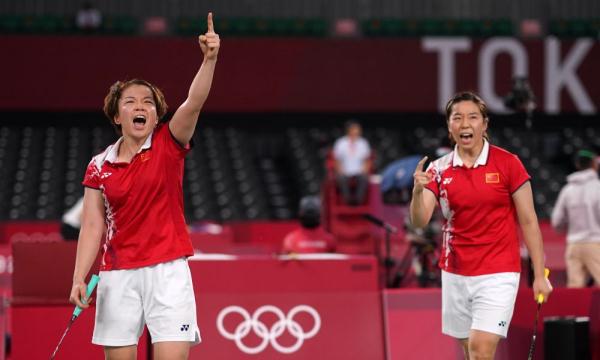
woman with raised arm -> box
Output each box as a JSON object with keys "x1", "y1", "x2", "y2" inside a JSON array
[
  {"x1": 410, "y1": 91, "x2": 552, "y2": 360},
  {"x1": 69, "y1": 13, "x2": 220, "y2": 360}
]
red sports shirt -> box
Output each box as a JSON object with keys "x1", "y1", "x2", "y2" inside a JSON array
[
  {"x1": 82, "y1": 123, "x2": 193, "y2": 271},
  {"x1": 425, "y1": 141, "x2": 530, "y2": 276},
  {"x1": 282, "y1": 226, "x2": 336, "y2": 254}
]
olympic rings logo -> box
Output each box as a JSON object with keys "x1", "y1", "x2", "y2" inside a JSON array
[{"x1": 216, "y1": 305, "x2": 321, "y2": 354}]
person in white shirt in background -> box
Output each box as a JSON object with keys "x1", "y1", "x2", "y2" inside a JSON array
[
  {"x1": 333, "y1": 121, "x2": 371, "y2": 206},
  {"x1": 552, "y1": 149, "x2": 600, "y2": 287}
]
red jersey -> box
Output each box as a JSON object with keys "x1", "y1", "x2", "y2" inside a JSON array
[
  {"x1": 82, "y1": 123, "x2": 193, "y2": 271},
  {"x1": 425, "y1": 141, "x2": 530, "y2": 276},
  {"x1": 282, "y1": 227, "x2": 336, "y2": 254}
]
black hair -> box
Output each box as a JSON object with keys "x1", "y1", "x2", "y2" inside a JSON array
[
  {"x1": 344, "y1": 120, "x2": 362, "y2": 133},
  {"x1": 575, "y1": 149, "x2": 596, "y2": 170},
  {"x1": 298, "y1": 196, "x2": 321, "y2": 228},
  {"x1": 445, "y1": 91, "x2": 490, "y2": 146}
]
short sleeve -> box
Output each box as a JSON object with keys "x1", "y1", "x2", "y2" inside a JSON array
[
  {"x1": 82, "y1": 159, "x2": 101, "y2": 189},
  {"x1": 507, "y1": 154, "x2": 530, "y2": 194},
  {"x1": 424, "y1": 163, "x2": 439, "y2": 198},
  {"x1": 157, "y1": 122, "x2": 192, "y2": 159}
]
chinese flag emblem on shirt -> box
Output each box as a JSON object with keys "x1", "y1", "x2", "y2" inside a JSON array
[
  {"x1": 140, "y1": 152, "x2": 151, "y2": 162},
  {"x1": 485, "y1": 173, "x2": 500, "y2": 183}
]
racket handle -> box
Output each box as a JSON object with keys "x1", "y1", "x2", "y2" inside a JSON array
[
  {"x1": 73, "y1": 274, "x2": 100, "y2": 318},
  {"x1": 536, "y1": 268, "x2": 550, "y2": 304}
]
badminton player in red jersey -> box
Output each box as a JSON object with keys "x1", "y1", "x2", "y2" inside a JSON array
[
  {"x1": 69, "y1": 12, "x2": 219, "y2": 360},
  {"x1": 410, "y1": 92, "x2": 552, "y2": 360}
]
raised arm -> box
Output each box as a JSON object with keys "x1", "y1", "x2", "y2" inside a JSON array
[
  {"x1": 513, "y1": 181, "x2": 553, "y2": 302},
  {"x1": 410, "y1": 156, "x2": 437, "y2": 228},
  {"x1": 169, "y1": 12, "x2": 220, "y2": 146},
  {"x1": 69, "y1": 187, "x2": 105, "y2": 309}
]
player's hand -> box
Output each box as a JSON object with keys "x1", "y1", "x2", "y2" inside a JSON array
[
  {"x1": 532, "y1": 275, "x2": 552, "y2": 303},
  {"x1": 69, "y1": 280, "x2": 91, "y2": 309},
  {"x1": 199, "y1": 12, "x2": 220, "y2": 60},
  {"x1": 413, "y1": 156, "x2": 432, "y2": 194}
]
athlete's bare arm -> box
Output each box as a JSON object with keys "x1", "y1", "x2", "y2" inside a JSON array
[
  {"x1": 169, "y1": 12, "x2": 220, "y2": 146},
  {"x1": 410, "y1": 156, "x2": 436, "y2": 228},
  {"x1": 513, "y1": 181, "x2": 553, "y2": 302},
  {"x1": 70, "y1": 187, "x2": 105, "y2": 308}
]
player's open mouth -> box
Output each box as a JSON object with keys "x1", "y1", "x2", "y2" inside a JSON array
[
  {"x1": 133, "y1": 115, "x2": 147, "y2": 130},
  {"x1": 459, "y1": 133, "x2": 473, "y2": 140}
]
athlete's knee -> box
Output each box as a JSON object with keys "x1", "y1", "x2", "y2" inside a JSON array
[
  {"x1": 152, "y1": 341, "x2": 190, "y2": 360},
  {"x1": 468, "y1": 339, "x2": 497, "y2": 360},
  {"x1": 104, "y1": 345, "x2": 137, "y2": 360},
  {"x1": 469, "y1": 330, "x2": 502, "y2": 360},
  {"x1": 459, "y1": 339, "x2": 470, "y2": 360}
]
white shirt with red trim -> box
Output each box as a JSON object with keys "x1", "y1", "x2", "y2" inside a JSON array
[
  {"x1": 425, "y1": 140, "x2": 530, "y2": 276},
  {"x1": 82, "y1": 123, "x2": 193, "y2": 271}
]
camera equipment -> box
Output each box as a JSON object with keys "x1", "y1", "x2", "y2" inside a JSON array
[{"x1": 504, "y1": 76, "x2": 536, "y2": 128}]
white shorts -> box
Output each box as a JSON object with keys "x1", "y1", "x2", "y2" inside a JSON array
[
  {"x1": 441, "y1": 270, "x2": 519, "y2": 339},
  {"x1": 92, "y1": 258, "x2": 201, "y2": 347}
]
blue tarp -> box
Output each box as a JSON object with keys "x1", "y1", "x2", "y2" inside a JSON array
[{"x1": 380, "y1": 155, "x2": 422, "y2": 193}]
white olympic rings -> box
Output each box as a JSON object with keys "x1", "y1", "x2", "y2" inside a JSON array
[{"x1": 216, "y1": 304, "x2": 321, "y2": 354}]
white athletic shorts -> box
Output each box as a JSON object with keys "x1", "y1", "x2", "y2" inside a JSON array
[
  {"x1": 92, "y1": 258, "x2": 201, "y2": 347},
  {"x1": 441, "y1": 270, "x2": 520, "y2": 339}
]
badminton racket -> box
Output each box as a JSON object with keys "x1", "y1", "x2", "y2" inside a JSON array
[
  {"x1": 526, "y1": 268, "x2": 550, "y2": 360},
  {"x1": 50, "y1": 274, "x2": 100, "y2": 360}
]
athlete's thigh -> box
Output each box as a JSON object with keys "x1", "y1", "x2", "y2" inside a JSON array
[
  {"x1": 468, "y1": 329, "x2": 501, "y2": 358},
  {"x1": 104, "y1": 345, "x2": 137, "y2": 360},
  {"x1": 470, "y1": 272, "x2": 519, "y2": 337},
  {"x1": 93, "y1": 269, "x2": 145, "y2": 346},
  {"x1": 153, "y1": 341, "x2": 190, "y2": 360},
  {"x1": 143, "y1": 259, "x2": 200, "y2": 344},
  {"x1": 442, "y1": 271, "x2": 472, "y2": 339}
]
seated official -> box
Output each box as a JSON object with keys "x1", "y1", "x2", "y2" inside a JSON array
[{"x1": 333, "y1": 121, "x2": 371, "y2": 206}]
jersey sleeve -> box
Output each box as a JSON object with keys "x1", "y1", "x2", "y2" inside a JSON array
[
  {"x1": 82, "y1": 159, "x2": 101, "y2": 189},
  {"x1": 424, "y1": 163, "x2": 440, "y2": 198},
  {"x1": 507, "y1": 154, "x2": 531, "y2": 194},
  {"x1": 158, "y1": 122, "x2": 192, "y2": 159}
]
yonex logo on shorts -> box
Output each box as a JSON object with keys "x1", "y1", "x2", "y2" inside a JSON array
[
  {"x1": 498, "y1": 321, "x2": 507, "y2": 327},
  {"x1": 180, "y1": 324, "x2": 190, "y2": 331}
]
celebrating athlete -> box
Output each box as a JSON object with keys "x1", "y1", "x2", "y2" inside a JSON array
[
  {"x1": 69, "y1": 12, "x2": 220, "y2": 360},
  {"x1": 410, "y1": 91, "x2": 552, "y2": 359}
]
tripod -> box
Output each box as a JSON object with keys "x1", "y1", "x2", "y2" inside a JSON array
[{"x1": 362, "y1": 213, "x2": 398, "y2": 288}]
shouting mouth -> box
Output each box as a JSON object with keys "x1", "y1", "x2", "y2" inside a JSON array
[
  {"x1": 458, "y1": 132, "x2": 474, "y2": 145},
  {"x1": 133, "y1": 115, "x2": 147, "y2": 130}
]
